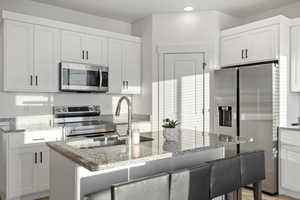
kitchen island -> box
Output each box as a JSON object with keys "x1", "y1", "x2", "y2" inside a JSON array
[{"x1": 47, "y1": 129, "x2": 252, "y2": 200}]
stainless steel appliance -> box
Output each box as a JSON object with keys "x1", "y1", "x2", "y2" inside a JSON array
[
  {"x1": 214, "y1": 61, "x2": 279, "y2": 194},
  {"x1": 60, "y1": 62, "x2": 109, "y2": 92},
  {"x1": 53, "y1": 105, "x2": 115, "y2": 138}
]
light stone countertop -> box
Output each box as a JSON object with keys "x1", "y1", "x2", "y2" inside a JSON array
[{"x1": 47, "y1": 129, "x2": 253, "y2": 172}]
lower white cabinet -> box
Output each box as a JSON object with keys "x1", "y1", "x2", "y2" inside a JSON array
[
  {"x1": 279, "y1": 128, "x2": 300, "y2": 198},
  {"x1": 0, "y1": 129, "x2": 62, "y2": 200},
  {"x1": 8, "y1": 147, "x2": 49, "y2": 199}
]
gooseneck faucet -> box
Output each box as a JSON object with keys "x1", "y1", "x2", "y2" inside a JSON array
[{"x1": 115, "y1": 96, "x2": 132, "y2": 140}]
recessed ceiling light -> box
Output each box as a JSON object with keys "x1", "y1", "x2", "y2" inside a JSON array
[{"x1": 184, "y1": 6, "x2": 194, "y2": 12}]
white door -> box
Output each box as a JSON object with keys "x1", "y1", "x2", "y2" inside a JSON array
[
  {"x1": 162, "y1": 53, "x2": 208, "y2": 132},
  {"x1": 8, "y1": 149, "x2": 36, "y2": 198},
  {"x1": 4, "y1": 20, "x2": 34, "y2": 91},
  {"x1": 84, "y1": 35, "x2": 108, "y2": 65},
  {"x1": 34, "y1": 25, "x2": 60, "y2": 92},
  {"x1": 247, "y1": 25, "x2": 278, "y2": 63},
  {"x1": 221, "y1": 34, "x2": 245, "y2": 67},
  {"x1": 281, "y1": 145, "x2": 300, "y2": 193},
  {"x1": 108, "y1": 39, "x2": 123, "y2": 94},
  {"x1": 36, "y1": 150, "x2": 50, "y2": 192},
  {"x1": 122, "y1": 41, "x2": 141, "y2": 94},
  {"x1": 61, "y1": 31, "x2": 84, "y2": 63}
]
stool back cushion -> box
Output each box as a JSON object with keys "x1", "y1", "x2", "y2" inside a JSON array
[
  {"x1": 189, "y1": 163, "x2": 211, "y2": 200},
  {"x1": 240, "y1": 151, "x2": 266, "y2": 186},
  {"x1": 112, "y1": 173, "x2": 169, "y2": 200},
  {"x1": 170, "y1": 169, "x2": 190, "y2": 200},
  {"x1": 209, "y1": 157, "x2": 241, "y2": 198}
]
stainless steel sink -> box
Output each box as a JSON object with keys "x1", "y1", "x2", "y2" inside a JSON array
[{"x1": 67, "y1": 136, "x2": 153, "y2": 149}]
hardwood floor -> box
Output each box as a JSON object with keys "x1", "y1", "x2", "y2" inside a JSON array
[
  {"x1": 242, "y1": 189, "x2": 299, "y2": 200},
  {"x1": 35, "y1": 189, "x2": 298, "y2": 200}
]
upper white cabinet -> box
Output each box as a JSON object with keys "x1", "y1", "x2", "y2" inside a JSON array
[
  {"x1": 109, "y1": 39, "x2": 141, "y2": 94},
  {"x1": 61, "y1": 30, "x2": 108, "y2": 66},
  {"x1": 4, "y1": 20, "x2": 60, "y2": 92},
  {"x1": 4, "y1": 20, "x2": 34, "y2": 92},
  {"x1": 291, "y1": 26, "x2": 300, "y2": 92},
  {"x1": 221, "y1": 25, "x2": 279, "y2": 67}
]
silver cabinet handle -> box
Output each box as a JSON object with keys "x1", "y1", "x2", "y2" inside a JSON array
[
  {"x1": 245, "y1": 49, "x2": 248, "y2": 59},
  {"x1": 33, "y1": 138, "x2": 45, "y2": 141},
  {"x1": 241, "y1": 49, "x2": 244, "y2": 59},
  {"x1": 86, "y1": 51, "x2": 89, "y2": 60},
  {"x1": 122, "y1": 81, "x2": 125, "y2": 89},
  {"x1": 82, "y1": 50, "x2": 85, "y2": 60},
  {"x1": 126, "y1": 81, "x2": 129, "y2": 89},
  {"x1": 35, "y1": 76, "x2": 38, "y2": 86}
]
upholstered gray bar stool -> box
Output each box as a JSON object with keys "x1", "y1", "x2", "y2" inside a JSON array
[
  {"x1": 208, "y1": 156, "x2": 241, "y2": 200},
  {"x1": 169, "y1": 163, "x2": 211, "y2": 200},
  {"x1": 240, "y1": 151, "x2": 266, "y2": 200},
  {"x1": 84, "y1": 172, "x2": 170, "y2": 200}
]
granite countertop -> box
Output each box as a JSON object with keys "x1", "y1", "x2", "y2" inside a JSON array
[
  {"x1": 280, "y1": 125, "x2": 300, "y2": 131},
  {"x1": 0, "y1": 117, "x2": 59, "y2": 133},
  {"x1": 47, "y1": 129, "x2": 253, "y2": 172}
]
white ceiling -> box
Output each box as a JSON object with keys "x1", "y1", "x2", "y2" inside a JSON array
[{"x1": 32, "y1": 0, "x2": 298, "y2": 23}]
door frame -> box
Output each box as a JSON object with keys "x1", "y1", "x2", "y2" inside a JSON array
[{"x1": 154, "y1": 44, "x2": 210, "y2": 132}]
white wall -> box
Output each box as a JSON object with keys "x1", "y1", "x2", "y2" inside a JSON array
[
  {"x1": 0, "y1": 0, "x2": 131, "y2": 34},
  {"x1": 0, "y1": 0, "x2": 141, "y2": 118},
  {"x1": 244, "y1": 1, "x2": 300, "y2": 23},
  {"x1": 132, "y1": 11, "x2": 242, "y2": 130}
]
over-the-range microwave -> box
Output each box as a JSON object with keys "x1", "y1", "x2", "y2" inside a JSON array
[{"x1": 59, "y1": 62, "x2": 109, "y2": 93}]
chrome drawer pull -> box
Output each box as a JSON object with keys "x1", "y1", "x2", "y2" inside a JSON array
[{"x1": 33, "y1": 138, "x2": 45, "y2": 141}]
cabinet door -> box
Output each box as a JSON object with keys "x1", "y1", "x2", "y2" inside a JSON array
[
  {"x1": 122, "y1": 41, "x2": 141, "y2": 94},
  {"x1": 34, "y1": 25, "x2": 60, "y2": 92},
  {"x1": 220, "y1": 34, "x2": 245, "y2": 67},
  {"x1": 4, "y1": 20, "x2": 34, "y2": 91},
  {"x1": 291, "y1": 26, "x2": 300, "y2": 92},
  {"x1": 36, "y1": 150, "x2": 50, "y2": 192},
  {"x1": 281, "y1": 145, "x2": 300, "y2": 193},
  {"x1": 108, "y1": 39, "x2": 123, "y2": 94},
  {"x1": 8, "y1": 149, "x2": 36, "y2": 198},
  {"x1": 247, "y1": 25, "x2": 278, "y2": 63},
  {"x1": 61, "y1": 31, "x2": 84, "y2": 63},
  {"x1": 84, "y1": 35, "x2": 108, "y2": 65}
]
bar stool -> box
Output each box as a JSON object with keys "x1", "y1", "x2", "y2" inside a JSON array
[
  {"x1": 240, "y1": 151, "x2": 265, "y2": 200},
  {"x1": 208, "y1": 156, "x2": 241, "y2": 200},
  {"x1": 84, "y1": 173, "x2": 170, "y2": 200}
]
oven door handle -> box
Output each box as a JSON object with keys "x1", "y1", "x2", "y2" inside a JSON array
[{"x1": 70, "y1": 128, "x2": 114, "y2": 135}]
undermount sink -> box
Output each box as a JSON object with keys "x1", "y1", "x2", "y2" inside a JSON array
[{"x1": 67, "y1": 136, "x2": 153, "y2": 149}]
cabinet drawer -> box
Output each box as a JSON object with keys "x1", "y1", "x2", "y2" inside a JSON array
[
  {"x1": 280, "y1": 130, "x2": 300, "y2": 147},
  {"x1": 9, "y1": 128, "x2": 63, "y2": 149}
]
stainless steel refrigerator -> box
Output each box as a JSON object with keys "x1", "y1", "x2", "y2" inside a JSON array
[{"x1": 214, "y1": 61, "x2": 279, "y2": 195}]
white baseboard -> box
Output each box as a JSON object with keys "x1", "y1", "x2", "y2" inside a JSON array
[{"x1": 280, "y1": 188, "x2": 300, "y2": 199}]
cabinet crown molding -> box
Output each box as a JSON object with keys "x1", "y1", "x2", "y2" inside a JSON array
[
  {"x1": 221, "y1": 15, "x2": 291, "y2": 37},
  {"x1": 2, "y1": 10, "x2": 141, "y2": 43}
]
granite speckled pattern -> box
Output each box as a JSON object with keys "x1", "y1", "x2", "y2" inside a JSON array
[{"x1": 47, "y1": 129, "x2": 253, "y2": 172}]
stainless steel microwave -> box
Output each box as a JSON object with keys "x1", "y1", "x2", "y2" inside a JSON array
[{"x1": 60, "y1": 62, "x2": 108, "y2": 92}]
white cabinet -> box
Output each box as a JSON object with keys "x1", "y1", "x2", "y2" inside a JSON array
[
  {"x1": 109, "y1": 39, "x2": 141, "y2": 94},
  {"x1": 4, "y1": 20, "x2": 60, "y2": 92},
  {"x1": 221, "y1": 25, "x2": 279, "y2": 67},
  {"x1": 1, "y1": 129, "x2": 62, "y2": 200},
  {"x1": 279, "y1": 129, "x2": 300, "y2": 198},
  {"x1": 34, "y1": 25, "x2": 60, "y2": 92},
  {"x1": 291, "y1": 26, "x2": 300, "y2": 92},
  {"x1": 61, "y1": 30, "x2": 108, "y2": 66},
  {"x1": 4, "y1": 20, "x2": 34, "y2": 91}
]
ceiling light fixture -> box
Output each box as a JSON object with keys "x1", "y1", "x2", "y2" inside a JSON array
[{"x1": 184, "y1": 6, "x2": 194, "y2": 12}]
